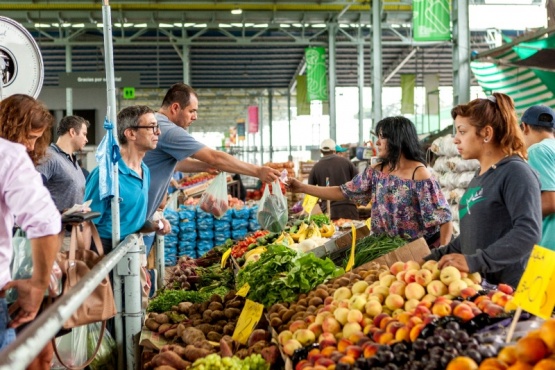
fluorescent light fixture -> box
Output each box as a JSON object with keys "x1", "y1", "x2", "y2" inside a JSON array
[
  {"x1": 339, "y1": 24, "x2": 350, "y2": 28},
  {"x1": 231, "y1": 8, "x2": 243, "y2": 15},
  {"x1": 71, "y1": 23, "x2": 85, "y2": 28},
  {"x1": 174, "y1": 22, "x2": 183, "y2": 27},
  {"x1": 279, "y1": 24, "x2": 291, "y2": 28},
  {"x1": 159, "y1": 23, "x2": 174, "y2": 28},
  {"x1": 253, "y1": 23, "x2": 268, "y2": 28},
  {"x1": 219, "y1": 23, "x2": 232, "y2": 28},
  {"x1": 34, "y1": 23, "x2": 50, "y2": 28},
  {"x1": 231, "y1": 23, "x2": 243, "y2": 27},
  {"x1": 312, "y1": 24, "x2": 326, "y2": 28},
  {"x1": 97, "y1": 23, "x2": 103, "y2": 27},
  {"x1": 244, "y1": 23, "x2": 255, "y2": 27},
  {"x1": 391, "y1": 24, "x2": 401, "y2": 28},
  {"x1": 292, "y1": 23, "x2": 304, "y2": 27},
  {"x1": 134, "y1": 23, "x2": 147, "y2": 27},
  {"x1": 194, "y1": 23, "x2": 207, "y2": 28}
]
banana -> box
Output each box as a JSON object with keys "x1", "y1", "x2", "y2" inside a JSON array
[
  {"x1": 320, "y1": 224, "x2": 335, "y2": 238},
  {"x1": 244, "y1": 246, "x2": 266, "y2": 260},
  {"x1": 274, "y1": 232, "x2": 286, "y2": 245},
  {"x1": 291, "y1": 222, "x2": 308, "y2": 242},
  {"x1": 284, "y1": 232, "x2": 295, "y2": 246}
]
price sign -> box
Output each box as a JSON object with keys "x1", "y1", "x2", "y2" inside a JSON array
[
  {"x1": 302, "y1": 194, "x2": 319, "y2": 214},
  {"x1": 221, "y1": 248, "x2": 232, "y2": 268},
  {"x1": 345, "y1": 225, "x2": 357, "y2": 272},
  {"x1": 236, "y1": 283, "x2": 250, "y2": 297},
  {"x1": 512, "y1": 245, "x2": 555, "y2": 319},
  {"x1": 232, "y1": 299, "x2": 264, "y2": 344}
]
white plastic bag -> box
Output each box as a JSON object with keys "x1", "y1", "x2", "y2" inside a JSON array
[
  {"x1": 51, "y1": 325, "x2": 88, "y2": 369},
  {"x1": 198, "y1": 172, "x2": 229, "y2": 219},
  {"x1": 257, "y1": 180, "x2": 288, "y2": 232}
]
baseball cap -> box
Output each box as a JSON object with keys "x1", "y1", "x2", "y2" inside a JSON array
[
  {"x1": 335, "y1": 145, "x2": 348, "y2": 153},
  {"x1": 320, "y1": 139, "x2": 336, "y2": 152},
  {"x1": 521, "y1": 105, "x2": 555, "y2": 128}
]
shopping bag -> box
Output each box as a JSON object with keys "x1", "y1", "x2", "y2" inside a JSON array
[
  {"x1": 257, "y1": 180, "x2": 288, "y2": 232},
  {"x1": 51, "y1": 325, "x2": 88, "y2": 370},
  {"x1": 87, "y1": 322, "x2": 116, "y2": 370},
  {"x1": 198, "y1": 172, "x2": 229, "y2": 219},
  {"x1": 7, "y1": 228, "x2": 62, "y2": 303}
]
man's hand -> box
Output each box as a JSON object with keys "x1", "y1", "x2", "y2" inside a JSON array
[
  {"x1": 155, "y1": 218, "x2": 172, "y2": 236},
  {"x1": 206, "y1": 168, "x2": 220, "y2": 175},
  {"x1": 438, "y1": 253, "x2": 469, "y2": 272},
  {"x1": 257, "y1": 166, "x2": 280, "y2": 183},
  {"x1": 286, "y1": 177, "x2": 304, "y2": 194},
  {"x1": 1, "y1": 279, "x2": 46, "y2": 328}
]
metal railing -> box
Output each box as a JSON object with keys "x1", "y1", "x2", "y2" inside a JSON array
[{"x1": 0, "y1": 233, "x2": 145, "y2": 370}]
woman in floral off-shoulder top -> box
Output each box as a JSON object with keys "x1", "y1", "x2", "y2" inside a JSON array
[{"x1": 288, "y1": 116, "x2": 452, "y2": 247}]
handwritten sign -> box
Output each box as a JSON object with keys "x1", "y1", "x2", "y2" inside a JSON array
[
  {"x1": 236, "y1": 283, "x2": 250, "y2": 297},
  {"x1": 221, "y1": 248, "x2": 232, "y2": 268},
  {"x1": 512, "y1": 245, "x2": 555, "y2": 319},
  {"x1": 302, "y1": 194, "x2": 319, "y2": 214},
  {"x1": 345, "y1": 225, "x2": 357, "y2": 272},
  {"x1": 232, "y1": 299, "x2": 264, "y2": 344}
]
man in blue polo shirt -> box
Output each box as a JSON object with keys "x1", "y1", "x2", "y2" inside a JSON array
[{"x1": 85, "y1": 105, "x2": 171, "y2": 254}]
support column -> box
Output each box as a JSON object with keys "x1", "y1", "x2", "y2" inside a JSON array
[
  {"x1": 182, "y1": 45, "x2": 190, "y2": 84},
  {"x1": 357, "y1": 31, "x2": 365, "y2": 145},
  {"x1": 268, "y1": 88, "x2": 273, "y2": 162},
  {"x1": 372, "y1": 0, "x2": 383, "y2": 128},
  {"x1": 328, "y1": 23, "x2": 338, "y2": 141},
  {"x1": 287, "y1": 91, "x2": 292, "y2": 161},
  {"x1": 452, "y1": 0, "x2": 471, "y2": 106},
  {"x1": 65, "y1": 44, "x2": 73, "y2": 117}
]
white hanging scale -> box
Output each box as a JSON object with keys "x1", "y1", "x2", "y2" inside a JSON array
[{"x1": 0, "y1": 16, "x2": 44, "y2": 99}]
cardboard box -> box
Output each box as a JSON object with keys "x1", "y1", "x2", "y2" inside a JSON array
[{"x1": 355, "y1": 237, "x2": 430, "y2": 271}]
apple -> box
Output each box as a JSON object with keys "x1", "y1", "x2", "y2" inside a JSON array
[
  {"x1": 415, "y1": 269, "x2": 433, "y2": 286},
  {"x1": 440, "y1": 266, "x2": 462, "y2": 285},
  {"x1": 405, "y1": 282, "x2": 426, "y2": 300}
]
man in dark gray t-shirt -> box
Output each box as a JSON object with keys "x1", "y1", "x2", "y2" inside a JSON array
[{"x1": 36, "y1": 116, "x2": 89, "y2": 212}]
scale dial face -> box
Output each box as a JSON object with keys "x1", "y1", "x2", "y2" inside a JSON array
[{"x1": 0, "y1": 16, "x2": 44, "y2": 98}]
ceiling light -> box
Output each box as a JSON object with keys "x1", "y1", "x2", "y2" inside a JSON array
[
  {"x1": 71, "y1": 23, "x2": 85, "y2": 28},
  {"x1": 159, "y1": 23, "x2": 174, "y2": 28},
  {"x1": 253, "y1": 24, "x2": 268, "y2": 28},
  {"x1": 279, "y1": 24, "x2": 291, "y2": 28},
  {"x1": 134, "y1": 23, "x2": 147, "y2": 27},
  {"x1": 219, "y1": 23, "x2": 232, "y2": 28},
  {"x1": 231, "y1": 8, "x2": 242, "y2": 15},
  {"x1": 312, "y1": 24, "x2": 327, "y2": 28},
  {"x1": 293, "y1": 23, "x2": 303, "y2": 27},
  {"x1": 34, "y1": 23, "x2": 50, "y2": 28},
  {"x1": 194, "y1": 23, "x2": 207, "y2": 28}
]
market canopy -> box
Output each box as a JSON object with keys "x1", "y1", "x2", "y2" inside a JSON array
[{"x1": 471, "y1": 27, "x2": 555, "y2": 113}]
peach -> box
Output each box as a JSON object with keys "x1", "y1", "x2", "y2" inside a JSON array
[
  {"x1": 308, "y1": 323, "x2": 323, "y2": 339},
  {"x1": 347, "y1": 309, "x2": 364, "y2": 324},
  {"x1": 385, "y1": 294, "x2": 405, "y2": 311},
  {"x1": 414, "y1": 304, "x2": 431, "y2": 318},
  {"x1": 471, "y1": 284, "x2": 483, "y2": 292},
  {"x1": 497, "y1": 345, "x2": 517, "y2": 366},
  {"x1": 365, "y1": 300, "x2": 383, "y2": 317},
  {"x1": 304, "y1": 315, "x2": 316, "y2": 324},
  {"x1": 319, "y1": 345, "x2": 336, "y2": 357},
  {"x1": 468, "y1": 272, "x2": 482, "y2": 284},
  {"x1": 491, "y1": 292, "x2": 510, "y2": 307},
  {"x1": 283, "y1": 339, "x2": 303, "y2": 356},
  {"x1": 396, "y1": 271, "x2": 406, "y2": 282},
  {"x1": 404, "y1": 298, "x2": 420, "y2": 312},
  {"x1": 432, "y1": 301, "x2": 452, "y2": 317},
  {"x1": 389, "y1": 281, "x2": 407, "y2": 296},
  {"x1": 294, "y1": 360, "x2": 310, "y2": 370},
  {"x1": 390, "y1": 261, "x2": 406, "y2": 275},
  {"x1": 363, "y1": 343, "x2": 380, "y2": 358},
  {"x1": 446, "y1": 356, "x2": 478, "y2": 370},
  {"x1": 532, "y1": 359, "x2": 555, "y2": 370},
  {"x1": 351, "y1": 280, "x2": 369, "y2": 294},
  {"x1": 334, "y1": 307, "x2": 350, "y2": 325},
  {"x1": 497, "y1": 283, "x2": 514, "y2": 295},
  {"x1": 377, "y1": 332, "x2": 394, "y2": 345},
  {"x1": 515, "y1": 337, "x2": 548, "y2": 364},
  {"x1": 315, "y1": 311, "x2": 333, "y2": 325},
  {"x1": 385, "y1": 321, "x2": 404, "y2": 336},
  {"x1": 539, "y1": 319, "x2": 555, "y2": 351},
  {"x1": 373, "y1": 313, "x2": 390, "y2": 327},
  {"x1": 289, "y1": 320, "x2": 308, "y2": 333},
  {"x1": 422, "y1": 294, "x2": 437, "y2": 304},
  {"x1": 478, "y1": 358, "x2": 509, "y2": 369},
  {"x1": 421, "y1": 259, "x2": 438, "y2": 272},
  {"x1": 342, "y1": 322, "x2": 362, "y2": 339},
  {"x1": 405, "y1": 282, "x2": 426, "y2": 300},
  {"x1": 440, "y1": 266, "x2": 462, "y2": 285},
  {"x1": 345, "y1": 345, "x2": 363, "y2": 359},
  {"x1": 322, "y1": 317, "x2": 341, "y2": 334},
  {"x1": 404, "y1": 261, "x2": 421, "y2": 271},
  {"x1": 460, "y1": 287, "x2": 478, "y2": 299},
  {"x1": 453, "y1": 303, "x2": 475, "y2": 321},
  {"x1": 337, "y1": 338, "x2": 354, "y2": 352},
  {"x1": 372, "y1": 286, "x2": 389, "y2": 297},
  {"x1": 395, "y1": 325, "x2": 411, "y2": 342},
  {"x1": 449, "y1": 280, "x2": 468, "y2": 296},
  {"x1": 349, "y1": 294, "x2": 367, "y2": 312},
  {"x1": 404, "y1": 269, "x2": 419, "y2": 284},
  {"x1": 415, "y1": 269, "x2": 433, "y2": 286},
  {"x1": 294, "y1": 328, "x2": 317, "y2": 346},
  {"x1": 463, "y1": 278, "x2": 475, "y2": 287},
  {"x1": 278, "y1": 330, "x2": 293, "y2": 346},
  {"x1": 368, "y1": 293, "x2": 385, "y2": 304},
  {"x1": 427, "y1": 280, "x2": 448, "y2": 296},
  {"x1": 333, "y1": 287, "x2": 352, "y2": 301},
  {"x1": 314, "y1": 358, "x2": 336, "y2": 368},
  {"x1": 318, "y1": 332, "x2": 336, "y2": 343},
  {"x1": 483, "y1": 303, "x2": 504, "y2": 318},
  {"x1": 324, "y1": 296, "x2": 334, "y2": 306},
  {"x1": 307, "y1": 348, "x2": 321, "y2": 362},
  {"x1": 379, "y1": 274, "x2": 396, "y2": 287},
  {"x1": 338, "y1": 355, "x2": 356, "y2": 365},
  {"x1": 409, "y1": 323, "x2": 425, "y2": 342},
  {"x1": 347, "y1": 331, "x2": 366, "y2": 344}
]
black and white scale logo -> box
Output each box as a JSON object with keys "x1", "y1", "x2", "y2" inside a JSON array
[{"x1": 0, "y1": 47, "x2": 17, "y2": 87}]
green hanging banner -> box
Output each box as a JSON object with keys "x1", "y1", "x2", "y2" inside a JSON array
[
  {"x1": 296, "y1": 75, "x2": 310, "y2": 116},
  {"x1": 413, "y1": 0, "x2": 451, "y2": 41},
  {"x1": 305, "y1": 47, "x2": 328, "y2": 101},
  {"x1": 401, "y1": 74, "x2": 416, "y2": 114}
]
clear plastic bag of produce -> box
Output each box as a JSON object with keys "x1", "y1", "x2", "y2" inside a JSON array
[
  {"x1": 87, "y1": 322, "x2": 116, "y2": 370},
  {"x1": 51, "y1": 324, "x2": 88, "y2": 369},
  {"x1": 198, "y1": 172, "x2": 229, "y2": 219},
  {"x1": 257, "y1": 180, "x2": 288, "y2": 232}
]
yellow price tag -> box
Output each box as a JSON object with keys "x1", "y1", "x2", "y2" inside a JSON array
[
  {"x1": 232, "y1": 299, "x2": 264, "y2": 345},
  {"x1": 236, "y1": 283, "x2": 250, "y2": 297},
  {"x1": 221, "y1": 248, "x2": 232, "y2": 268},
  {"x1": 345, "y1": 224, "x2": 357, "y2": 272},
  {"x1": 512, "y1": 245, "x2": 555, "y2": 319},
  {"x1": 302, "y1": 194, "x2": 319, "y2": 214},
  {"x1": 365, "y1": 218, "x2": 371, "y2": 231}
]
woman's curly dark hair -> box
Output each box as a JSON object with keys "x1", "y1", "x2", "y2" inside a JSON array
[{"x1": 0, "y1": 94, "x2": 54, "y2": 165}]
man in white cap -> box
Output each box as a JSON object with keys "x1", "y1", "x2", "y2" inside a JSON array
[
  {"x1": 521, "y1": 105, "x2": 555, "y2": 251},
  {"x1": 308, "y1": 139, "x2": 359, "y2": 220}
]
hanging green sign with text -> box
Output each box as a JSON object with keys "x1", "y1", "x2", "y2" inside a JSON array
[
  {"x1": 305, "y1": 47, "x2": 328, "y2": 101},
  {"x1": 413, "y1": 0, "x2": 451, "y2": 41}
]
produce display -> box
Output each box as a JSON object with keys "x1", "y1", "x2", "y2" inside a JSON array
[
  {"x1": 189, "y1": 353, "x2": 269, "y2": 370},
  {"x1": 344, "y1": 234, "x2": 407, "y2": 268}
]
